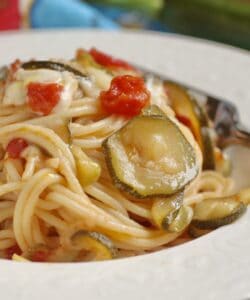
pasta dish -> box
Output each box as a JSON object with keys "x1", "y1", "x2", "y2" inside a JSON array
[{"x1": 0, "y1": 48, "x2": 248, "y2": 262}]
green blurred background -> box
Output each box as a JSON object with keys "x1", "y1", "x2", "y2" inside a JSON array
[
  {"x1": 1, "y1": 0, "x2": 250, "y2": 50},
  {"x1": 88, "y1": 0, "x2": 250, "y2": 50}
]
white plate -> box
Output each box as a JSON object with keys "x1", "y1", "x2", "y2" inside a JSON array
[{"x1": 0, "y1": 29, "x2": 250, "y2": 300}]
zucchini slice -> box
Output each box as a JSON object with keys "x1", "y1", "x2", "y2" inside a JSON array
[
  {"x1": 76, "y1": 49, "x2": 102, "y2": 69},
  {"x1": 142, "y1": 105, "x2": 165, "y2": 117},
  {"x1": 152, "y1": 190, "x2": 184, "y2": 229},
  {"x1": 165, "y1": 81, "x2": 215, "y2": 170},
  {"x1": 71, "y1": 145, "x2": 101, "y2": 187},
  {"x1": 168, "y1": 205, "x2": 193, "y2": 232},
  {"x1": 22, "y1": 61, "x2": 87, "y2": 78},
  {"x1": 191, "y1": 196, "x2": 247, "y2": 229},
  {"x1": 71, "y1": 230, "x2": 117, "y2": 261},
  {"x1": 103, "y1": 115, "x2": 198, "y2": 198}
]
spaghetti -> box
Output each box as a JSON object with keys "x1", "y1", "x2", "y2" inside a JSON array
[{"x1": 0, "y1": 48, "x2": 247, "y2": 262}]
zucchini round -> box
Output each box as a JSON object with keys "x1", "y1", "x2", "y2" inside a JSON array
[
  {"x1": 165, "y1": 81, "x2": 215, "y2": 170},
  {"x1": 71, "y1": 230, "x2": 117, "y2": 261},
  {"x1": 191, "y1": 197, "x2": 247, "y2": 229},
  {"x1": 71, "y1": 145, "x2": 101, "y2": 187},
  {"x1": 168, "y1": 205, "x2": 193, "y2": 232},
  {"x1": 22, "y1": 61, "x2": 87, "y2": 78},
  {"x1": 151, "y1": 190, "x2": 184, "y2": 229},
  {"x1": 103, "y1": 115, "x2": 199, "y2": 198}
]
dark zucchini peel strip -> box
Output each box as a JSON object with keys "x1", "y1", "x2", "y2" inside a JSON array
[
  {"x1": 71, "y1": 230, "x2": 117, "y2": 261},
  {"x1": 188, "y1": 225, "x2": 211, "y2": 238},
  {"x1": 152, "y1": 190, "x2": 184, "y2": 229},
  {"x1": 103, "y1": 115, "x2": 198, "y2": 198},
  {"x1": 22, "y1": 61, "x2": 87, "y2": 78},
  {"x1": 191, "y1": 196, "x2": 247, "y2": 230},
  {"x1": 165, "y1": 81, "x2": 215, "y2": 170}
]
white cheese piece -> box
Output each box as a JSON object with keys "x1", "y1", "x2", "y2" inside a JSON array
[
  {"x1": 146, "y1": 76, "x2": 174, "y2": 117},
  {"x1": 146, "y1": 76, "x2": 169, "y2": 107},
  {"x1": 52, "y1": 71, "x2": 78, "y2": 113},
  {"x1": 2, "y1": 81, "x2": 27, "y2": 106},
  {"x1": 3, "y1": 68, "x2": 78, "y2": 113}
]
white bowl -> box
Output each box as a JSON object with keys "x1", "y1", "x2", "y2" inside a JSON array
[{"x1": 0, "y1": 29, "x2": 250, "y2": 300}]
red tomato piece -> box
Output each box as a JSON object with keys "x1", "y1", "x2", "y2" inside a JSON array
[
  {"x1": 27, "y1": 82, "x2": 63, "y2": 115},
  {"x1": 31, "y1": 250, "x2": 50, "y2": 262},
  {"x1": 89, "y1": 48, "x2": 135, "y2": 70},
  {"x1": 100, "y1": 75, "x2": 150, "y2": 117},
  {"x1": 176, "y1": 115, "x2": 192, "y2": 129},
  {"x1": 10, "y1": 59, "x2": 21, "y2": 74},
  {"x1": 6, "y1": 138, "x2": 28, "y2": 159},
  {"x1": 5, "y1": 244, "x2": 22, "y2": 260},
  {"x1": 176, "y1": 114, "x2": 196, "y2": 137},
  {"x1": 5, "y1": 59, "x2": 21, "y2": 82}
]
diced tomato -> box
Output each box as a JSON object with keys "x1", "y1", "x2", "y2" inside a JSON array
[
  {"x1": 89, "y1": 48, "x2": 135, "y2": 70},
  {"x1": 27, "y1": 82, "x2": 63, "y2": 115},
  {"x1": 176, "y1": 114, "x2": 199, "y2": 141},
  {"x1": 6, "y1": 138, "x2": 28, "y2": 159},
  {"x1": 5, "y1": 244, "x2": 22, "y2": 260},
  {"x1": 10, "y1": 59, "x2": 21, "y2": 74},
  {"x1": 28, "y1": 245, "x2": 51, "y2": 262},
  {"x1": 176, "y1": 115, "x2": 195, "y2": 133},
  {"x1": 31, "y1": 250, "x2": 50, "y2": 262},
  {"x1": 100, "y1": 75, "x2": 150, "y2": 117}
]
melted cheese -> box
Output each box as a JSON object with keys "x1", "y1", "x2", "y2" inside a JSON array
[{"x1": 2, "y1": 68, "x2": 78, "y2": 113}]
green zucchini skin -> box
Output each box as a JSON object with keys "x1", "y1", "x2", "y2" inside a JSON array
[
  {"x1": 191, "y1": 202, "x2": 247, "y2": 230},
  {"x1": 160, "y1": 0, "x2": 250, "y2": 50},
  {"x1": 151, "y1": 190, "x2": 184, "y2": 230},
  {"x1": 22, "y1": 61, "x2": 87, "y2": 78},
  {"x1": 188, "y1": 225, "x2": 211, "y2": 238}
]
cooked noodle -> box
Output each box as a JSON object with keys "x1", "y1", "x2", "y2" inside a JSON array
[{"x1": 0, "y1": 51, "x2": 241, "y2": 262}]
